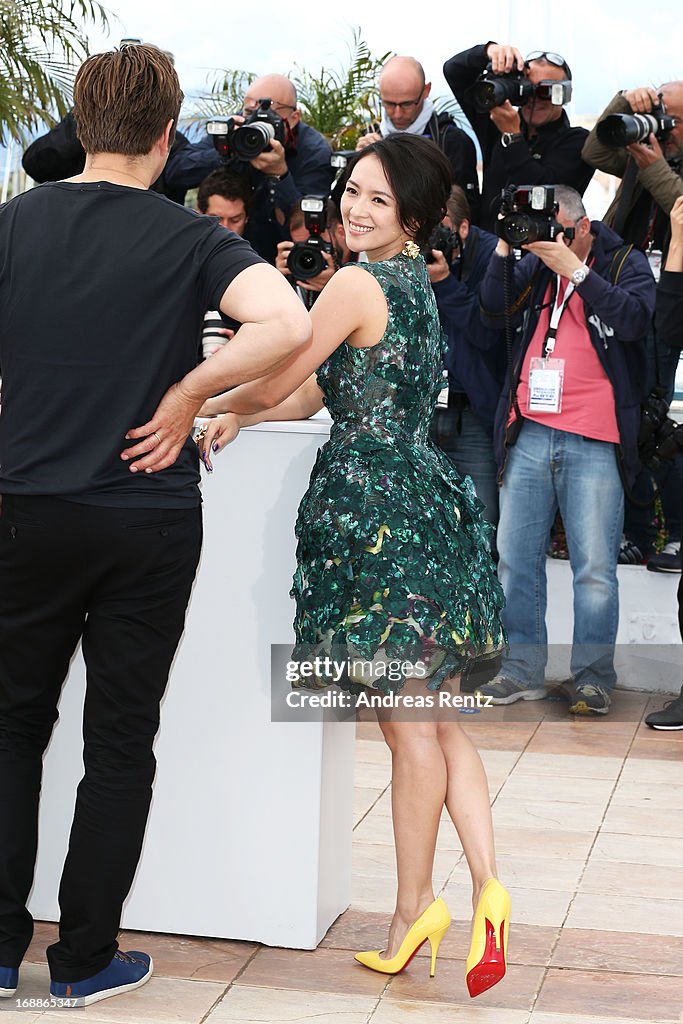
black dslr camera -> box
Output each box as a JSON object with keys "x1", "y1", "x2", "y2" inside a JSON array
[
  {"x1": 596, "y1": 95, "x2": 677, "y2": 147},
  {"x1": 469, "y1": 64, "x2": 572, "y2": 112},
  {"x1": 207, "y1": 99, "x2": 286, "y2": 161},
  {"x1": 638, "y1": 387, "x2": 683, "y2": 470},
  {"x1": 496, "y1": 185, "x2": 574, "y2": 246},
  {"x1": 422, "y1": 223, "x2": 461, "y2": 265},
  {"x1": 287, "y1": 197, "x2": 334, "y2": 281}
]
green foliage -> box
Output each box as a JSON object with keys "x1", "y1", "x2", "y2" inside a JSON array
[
  {"x1": 292, "y1": 30, "x2": 392, "y2": 148},
  {"x1": 0, "y1": 0, "x2": 108, "y2": 145},
  {"x1": 187, "y1": 29, "x2": 392, "y2": 149},
  {"x1": 185, "y1": 67, "x2": 257, "y2": 126}
]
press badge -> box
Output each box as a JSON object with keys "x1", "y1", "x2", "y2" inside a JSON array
[{"x1": 528, "y1": 358, "x2": 565, "y2": 413}]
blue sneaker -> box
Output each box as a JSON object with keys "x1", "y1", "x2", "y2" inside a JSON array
[
  {"x1": 50, "y1": 950, "x2": 152, "y2": 1006},
  {"x1": 0, "y1": 965, "x2": 19, "y2": 997}
]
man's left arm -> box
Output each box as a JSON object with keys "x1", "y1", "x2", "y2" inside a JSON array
[
  {"x1": 577, "y1": 251, "x2": 656, "y2": 341},
  {"x1": 525, "y1": 235, "x2": 656, "y2": 341}
]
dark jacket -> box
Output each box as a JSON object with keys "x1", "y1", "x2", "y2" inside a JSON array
[
  {"x1": 479, "y1": 221, "x2": 656, "y2": 486},
  {"x1": 582, "y1": 92, "x2": 683, "y2": 254},
  {"x1": 657, "y1": 270, "x2": 683, "y2": 350},
  {"x1": 21, "y1": 111, "x2": 191, "y2": 205},
  {"x1": 443, "y1": 43, "x2": 594, "y2": 232},
  {"x1": 421, "y1": 113, "x2": 481, "y2": 223},
  {"x1": 431, "y1": 225, "x2": 506, "y2": 431},
  {"x1": 163, "y1": 122, "x2": 335, "y2": 264}
]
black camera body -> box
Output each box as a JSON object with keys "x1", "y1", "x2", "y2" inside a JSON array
[
  {"x1": 496, "y1": 185, "x2": 575, "y2": 247},
  {"x1": 470, "y1": 65, "x2": 572, "y2": 112},
  {"x1": 422, "y1": 223, "x2": 461, "y2": 265},
  {"x1": 207, "y1": 98, "x2": 286, "y2": 161},
  {"x1": 596, "y1": 97, "x2": 677, "y2": 148},
  {"x1": 287, "y1": 197, "x2": 334, "y2": 281},
  {"x1": 638, "y1": 387, "x2": 683, "y2": 470}
]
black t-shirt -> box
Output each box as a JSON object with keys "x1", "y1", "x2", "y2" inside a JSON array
[{"x1": 0, "y1": 181, "x2": 263, "y2": 506}]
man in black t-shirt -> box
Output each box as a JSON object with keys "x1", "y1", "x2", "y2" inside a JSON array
[{"x1": 0, "y1": 45, "x2": 309, "y2": 1007}]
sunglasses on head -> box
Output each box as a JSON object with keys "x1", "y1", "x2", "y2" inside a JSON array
[{"x1": 525, "y1": 51, "x2": 572, "y2": 80}]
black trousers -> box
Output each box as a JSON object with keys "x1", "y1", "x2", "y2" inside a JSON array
[{"x1": 0, "y1": 495, "x2": 202, "y2": 981}]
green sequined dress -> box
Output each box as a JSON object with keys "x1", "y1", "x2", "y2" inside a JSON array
[{"x1": 291, "y1": 252, "x2": 505, "y2": 691}]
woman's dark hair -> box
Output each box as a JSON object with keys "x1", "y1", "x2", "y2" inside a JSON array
[{"x1": 339, "y1": 134, "x2": 453, "y2": 247}]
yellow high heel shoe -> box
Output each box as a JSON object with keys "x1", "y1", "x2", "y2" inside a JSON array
[
  {"x1": 354, "y1": 897, "x2": 451, "y2": 976},
  {"x1": 466, "y1": 878, "x2": 511, "y2": 997}
]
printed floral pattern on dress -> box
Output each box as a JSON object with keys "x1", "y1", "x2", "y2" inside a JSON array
[{"x1": 290, "y1": 252, "x2": 506, "y2": 692}]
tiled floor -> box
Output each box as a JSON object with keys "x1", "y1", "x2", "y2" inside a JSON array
[{"x1": 4, "y1": 691, "x2": 683, "y2": 1024}]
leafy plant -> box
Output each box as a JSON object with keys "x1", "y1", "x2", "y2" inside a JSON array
[
  {"x1": 292, "y1": 30, "x2": 392, "y2": 148},
  {"x1": 185, "y1": 67, "x2": 257, "y2": 128},
  {"x1": 186, "y1": 29, "x2": 392, "y2": 149},
  {"x1": 0, "y1": 0, "x2": 109, "y2": 145}
]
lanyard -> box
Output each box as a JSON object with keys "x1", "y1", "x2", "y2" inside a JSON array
[{"x1": 542, "y1": 275, "x2": 575, "y2": 359}]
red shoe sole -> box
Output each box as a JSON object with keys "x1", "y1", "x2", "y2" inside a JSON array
[{"x1": 466, "y1": 917, "x2": 506, "y2": 997}]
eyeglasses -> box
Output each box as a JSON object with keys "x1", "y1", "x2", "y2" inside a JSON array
[
  {"x1": 525, "y1": 51, "x2": 572, "y2": 79},
  {"x1": 242, "y1": 99, "x2": 297, "y2": 116},
  {"x1": 380, "y1": 96, "x2": 423, "y2": 111}
]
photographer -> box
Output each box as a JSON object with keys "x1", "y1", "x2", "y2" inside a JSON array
[
  {"x1": 427, "y1": 186, "x2": 506, "y2": 526},
  {"x1": 582, "y1": 82, "x2": 683, "y2": 253},
  {"x1": 197, "y1": 167, "x2": 251, "y2": 232},
  {"x1": 356, "y1": 56, "x2": 481, "y2": 222},
  {"x1": 275, "y1": 199, "x2": 353, "y2": 306},
  {"x1": 474, "y1": 185, "x2": 654, "y2": 716},
  {"x1": 584, "y1": 83, "x2": 683, "y2": 569},
  {"x1": 196, "y1": 169, "x2": 252, "y2": 358},
  {"x1": 163, "y1": 74, "x2": 335, "y2": 263},
  {"x1": 444, "y1": 43, "x2": 593, "y2": 232},
  {"x1": 646, "y1": 196, "x2": 683, "y2": 729}
]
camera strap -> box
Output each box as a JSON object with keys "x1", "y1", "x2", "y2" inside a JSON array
[{"x1": 542, "y1": 275, "x2": 576, "y2": 359}]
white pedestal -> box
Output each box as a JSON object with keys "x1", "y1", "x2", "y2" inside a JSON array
[{"x1": 29, "y1": 413, "x2": 355, "y2": 948}]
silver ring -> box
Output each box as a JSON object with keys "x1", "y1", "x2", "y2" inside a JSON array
[{"x1": 153, "y1": 431, "x2": 161, "y2": 444}]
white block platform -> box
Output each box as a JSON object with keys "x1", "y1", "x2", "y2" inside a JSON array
[
  {"x1": 29, "y1": 413, "x2": 355, "y2": 948},
  {"x1": 27, "y1": 411, "x2": 681, "y2": 944}
]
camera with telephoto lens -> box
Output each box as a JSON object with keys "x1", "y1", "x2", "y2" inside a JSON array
[
  {"x1": 496, "y1": 185, "x2": 575, "y2": 246},
  {"x1": 207, "y1": 98, "x2": 285, "y2": 161},
  {"x1": 287, "y1": 197, "x2": 334, "y2": 281},
  {"x1": 638, "y1": 387, "x2": 683, "y2": 470},
  {"x1": 422, "y1": 223, "x2": 461, "y2": 265},
  {"x1": 596, "y1": 96, "x2": 677, "y2": 147},
  {"x1": 469, "y1": 64, "x2": 572, "y2": 112}
]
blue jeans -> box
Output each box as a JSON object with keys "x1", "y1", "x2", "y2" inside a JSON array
[
  {"x1": 430, "y1": 405, "x2": 499, "y2": 528},
  {"x1": 497, "y1": 419, "x2": 624, "y2": 691}
]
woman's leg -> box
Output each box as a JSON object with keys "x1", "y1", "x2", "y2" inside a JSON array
[
  {"x1": 436, "y1": 715, "x2": 497, "y2": 909},
  {"x1": 376, "y1": 707, "x2": 447, "y2": 958}
]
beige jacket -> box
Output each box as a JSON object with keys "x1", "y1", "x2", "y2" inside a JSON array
[{"x1": 582, "y1": 92, "x2": 683, "y2": 229}]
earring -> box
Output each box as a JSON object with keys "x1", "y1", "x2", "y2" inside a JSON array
[{"x1": 402, "y1": 240, "x2": 420, "y2": 259}]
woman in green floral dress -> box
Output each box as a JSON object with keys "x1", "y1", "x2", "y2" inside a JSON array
[{"x1": 198, "y1": 135, "x2": 510, "y2": 996}]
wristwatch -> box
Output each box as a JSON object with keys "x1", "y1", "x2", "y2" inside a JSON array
[
  {"x1": 501, "y1": 132, "x2": 523, "y2": 148},
  {"x1": 571, "y1": 266, "x2": 590, "y2": 286}
]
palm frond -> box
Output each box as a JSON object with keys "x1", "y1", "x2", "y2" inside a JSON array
[{"x1": 0, "y1": 0, "x2": 109, "y2": 145}]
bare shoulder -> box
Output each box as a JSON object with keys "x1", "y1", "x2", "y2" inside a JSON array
[{"x1": 324, "y1": 262, "x2": 385, "y2": 302}]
